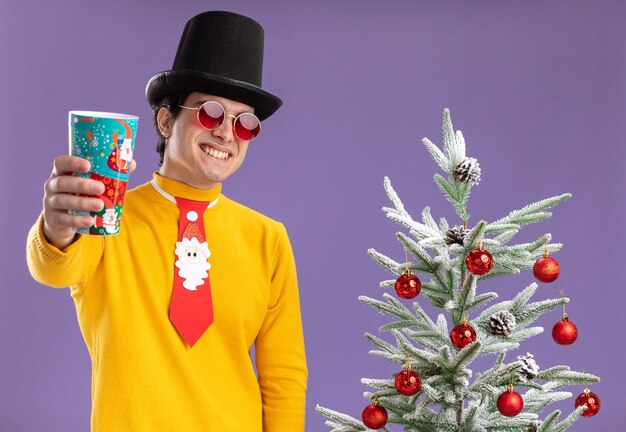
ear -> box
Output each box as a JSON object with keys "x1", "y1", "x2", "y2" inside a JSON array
[{"x1": 157, "y1": 107, "x2": 173, "y2": 138}]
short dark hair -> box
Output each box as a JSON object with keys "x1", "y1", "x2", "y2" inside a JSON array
[{"x1": 152, "y1": 92, "x2": 190, "y2": 166}]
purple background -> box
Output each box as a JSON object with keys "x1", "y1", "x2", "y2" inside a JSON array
[{"x1": 2, "y1": 0, "x2": 624, "y2": 430}]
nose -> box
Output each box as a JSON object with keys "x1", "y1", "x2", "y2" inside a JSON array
[{"x1": 211, "y1": 115, "x2": 236, "y2": 143}]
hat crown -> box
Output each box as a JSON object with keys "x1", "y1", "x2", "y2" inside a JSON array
[
  {"x1": 146, "y1": 11, "x2": 282, "y2": 120},
  {"x1": 172, "y1": 11, "x2": 264, "y2": 87}
]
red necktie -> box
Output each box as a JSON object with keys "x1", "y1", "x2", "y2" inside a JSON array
[{"x1": 170, "y1": 197, "x2": 214, "y2": 347}]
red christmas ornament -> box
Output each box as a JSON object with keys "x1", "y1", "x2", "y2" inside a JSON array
[
  {"x1": 465, "y1": 243, "x2": 494, "y2": 275},
  {"x1": 533, "y1": 251, "x2": 560, "y2": 283},
  {"x1": 575, "y1": 388, "x2": 601, "y2": 417},
  {"x1": 497, "y1": 386, "x2": 524, "y2": 417},
  {"x1": 394, "y1": 270, "x2": 421, "y2": 299},
  {"x1": 450, "y1": 318, "x2": 477, "y2": 349},
  {"x1": 394, "y1": 366, "x2": 422, "y2": 396},
  {"x1": 552, "y1": 313, "x2": 578, "y2": 345},
  {"x1": 362, "y1": 401, "x2": 388, "y2": 429}
]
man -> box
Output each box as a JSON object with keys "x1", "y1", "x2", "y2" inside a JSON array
[{"x1": 26, "y1": 11, "x2": 307, "y2": 431}]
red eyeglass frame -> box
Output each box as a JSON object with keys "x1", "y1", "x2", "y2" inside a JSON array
[{"x1": 179, "y1": 101, "x2": 261, "y2": 141}]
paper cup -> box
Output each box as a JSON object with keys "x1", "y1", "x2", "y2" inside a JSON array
[{"x1": 69, "y1": 111, "x2": 139, "y2": 235}]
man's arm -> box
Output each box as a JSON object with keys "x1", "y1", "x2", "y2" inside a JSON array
[
  {"x1": 255, "y1": 225, "x2": 308, "y2": 431},
  {"x1": 26, "y1": 212, "x2": 104, "y2": 288},
  {"x1": 26, "y1": 155, "x2": 133, "y2": 287}
]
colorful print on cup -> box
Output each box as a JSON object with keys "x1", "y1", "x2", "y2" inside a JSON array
[{"x1": 69, "y1": 111, "x2": 138, "y2": 236}]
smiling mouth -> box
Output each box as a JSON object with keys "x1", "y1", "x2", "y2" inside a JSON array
[{"x1": 199, "y1": 144, "x2": 231, "y2": 160}]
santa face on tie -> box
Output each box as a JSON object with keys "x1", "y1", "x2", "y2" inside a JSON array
[{"x1": 174, "y1": 237, "x2": 211, "y2": 291}]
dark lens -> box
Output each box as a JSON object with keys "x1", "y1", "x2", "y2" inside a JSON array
[
  {"x1": 198, "y1": 101, "x2": 224, "y2": 129},
  {"x1": 234, "y1": 113, "x2": 261, "y2": 140}
]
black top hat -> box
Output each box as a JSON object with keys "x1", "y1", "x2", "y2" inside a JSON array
[{"x1": 146, "y1": 11, "x2": 282, "y2": 121}]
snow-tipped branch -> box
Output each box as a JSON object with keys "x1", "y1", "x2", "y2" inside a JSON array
[
  {"x1": 467, "y1": 291, "x2": 498, "y2": 312},
  {"x1": 491, "y1": 194, "x2": 572, "y2": 228},
  {"x1": 453, "y1": 274, "x2": 477, "y2": 324},
  {"x1": 402, "y1": 316, "x2": 450, "y2": 352},
  {"x1": 462, "y1": 221, "x2": 487, "y2": 252},
  {"x1": 442, "y1": 108, "x2": 464, "y2": 170},
  {"x1": 536, "y1": 368, "x2": 600, "y2": 388},
  {"x1": 538, "y1": 409, "x2": 561, "y2": 432},
  {"x1": 315, "y1": 405, "x2": 367, "y2": 431},
  {"x1": 484, "y1": 412, "x2": 539, "y2": 430},
  {"x1": 361, "y1": 378, "x2": 396, "y2": 391},
  {"x1": 359, "y1": 294, "x2": 414, "y2": 324},
  {"x1": 469, "y1": 362, "x2": 523, "y2": 395},
  {"x1": 535, "y1": 406, "x2": 587, "y2": 432},
  {"x1": 419, "y1": 282, "x2": 454, "y2": 308},
  {"x1": 434, "y1": 173, "x2": 470, "y2": 221},
  {"x1": 523, "y1": 389, "x2": 572, "y2": 414},
  {"x1": 553, "y1": 406, "x2": 586, "y2": 432},
  {"x1": 383, "y1": 176, "x2": 408, "y2": 216},
  {"x1": 449, "y1": 341, "x2": 481, "y2": 372},
  {"x1": 364, "y1": 332, "x2": 397, "y2": 355},
  {"x1": 382, "y1": 178, "x2": 444, "y2": 247},
  {"x1": 422, "y1": 137, "x2": 449, "y2": 173}
]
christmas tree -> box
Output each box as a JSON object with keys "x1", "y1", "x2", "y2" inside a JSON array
[{"x1": 316, "y1": 109, "x2": 600, "y2": 431}]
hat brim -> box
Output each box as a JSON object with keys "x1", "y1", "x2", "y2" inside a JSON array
[{"x1": 146, "y1": 70, "x2": 282, "y2": 121}]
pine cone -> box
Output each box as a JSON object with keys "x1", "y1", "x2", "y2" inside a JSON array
[
  {"x1": 444, "y1": 225, "x2": 469, "y2": 246},
  {"x1": 489, "y1": 310, "x2": 516, "y2": 337},
  {"x1": 517, "y1": 353, "x2": 539, "y2": 383},
  {"x1": 453, "y1": 157, "x2": 481, "y2": 185}
]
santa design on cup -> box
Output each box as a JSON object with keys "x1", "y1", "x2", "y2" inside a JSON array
[
  {"x1": 107, "y1": 119, "x2": 134, "y2": 173},
  {"x1": 118, "y1": 138, "x2": 133, "y2": 170},
  {"x1": 174, "y1": 220, "x2": 211, "y2": 291},
  {"x1": 93, "y1": 196, "x2": 119, "y2": 234}
]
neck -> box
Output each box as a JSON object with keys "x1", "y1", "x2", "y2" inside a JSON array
[
  {"x1": 157, "y1": 164, "x2": 222, "y2": 190},
  {"x1": 152, "y1": 172, "x2": 222, "y2": 202}
]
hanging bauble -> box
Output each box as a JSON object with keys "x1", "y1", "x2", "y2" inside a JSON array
[
  {"x1": 394, "y1": 269, "x2": 421, "y2": 299},
  {"x1": 394, "y1": 365, "x2": 422, "y2": 396},
  {"x1": 575, "y1": 388, "x2": 601, "y2": 417},
  {"x1": 362, "y1": 399, "x2": 388, "y2": 429},
  {"x1": 450, "y1": 318, "x2": 477, "y2": 349},
  {"x1": 497, "y1": 385, "x2": 524, "y2": 417},
  {"x1": 533, "y1": 251, "x2": 560, "y2": 283},
  {"x1": 552, "y1": 313, "x2": 578, "y2": 345},
  {"x1": 465, "y1": 243, "x2": 494, "y2": 275}
]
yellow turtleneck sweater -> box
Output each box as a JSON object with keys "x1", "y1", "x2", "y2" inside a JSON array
[{"x1": 26, "y1": 173, "x2": 307, "y2": 431}]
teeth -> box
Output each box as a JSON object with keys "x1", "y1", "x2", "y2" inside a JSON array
[{"x1": 204, "y1": 146, "x2": 229, "y2": 160}]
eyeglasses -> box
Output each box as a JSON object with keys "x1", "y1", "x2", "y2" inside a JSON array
[{"x1": 179, "y1": 101, "x2": 261, "y2": 141}]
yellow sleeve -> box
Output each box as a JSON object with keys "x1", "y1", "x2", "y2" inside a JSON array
[
  {"x1": 26, "y1": 213, "x2": 104, "y2": 288},
  {"x1": 255, "y1": 225, "x2": 308, "y2": 431}
]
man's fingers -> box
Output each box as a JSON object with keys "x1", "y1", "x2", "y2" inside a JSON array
[
  {"x1": 51, "y1": 155, "x2": 91, "y2": 177},
  {"x1": 43, "y1": 155, "x2": 104, "y2": 248},
  {"x1": 129, "y1": 159, "x2": 137, "y2": 173},
  {"x1": 48, "y1": 194, "x2": 104, "y2": 212},
  {"x1": 47, "y1": 175, "x2": 105, "y2": 196},
  {"x1": 46, "y1": 211, "x2": 95, "y2": 230}
]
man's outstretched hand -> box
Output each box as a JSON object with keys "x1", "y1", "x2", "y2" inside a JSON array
[{"x1": 42, "y1": 155, "x2": 136, "y2": 250}]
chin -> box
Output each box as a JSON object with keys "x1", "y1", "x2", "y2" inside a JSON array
[
  {"x1": 197, "y1": 156, "x2": 243, "y2": 185},
  {"x1": 201, "y1": 169, "x2": 230, "y2": 184}
]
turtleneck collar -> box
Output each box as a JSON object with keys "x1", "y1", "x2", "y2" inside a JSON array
[{"x1": 151, "y1": 172, "x2": 222, "y2": 203}]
